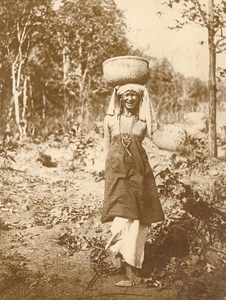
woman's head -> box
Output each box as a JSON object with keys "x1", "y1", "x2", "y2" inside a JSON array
[
  {"x1": 117, "y1": 84, "x2": 144, "y2": 114},
  {"x1": 106, "y1": 83, "x2": 157, "y2": 137},
  {"x1": 117, "y1": 84, "x2": 144, "y2": 97},
  {"x1": 119, "y1": 90, "x2": 141, "y2": 112}
]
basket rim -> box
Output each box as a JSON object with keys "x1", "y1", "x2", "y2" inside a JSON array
[{"x1": 102, "y1": 55, "x2": 149, "y2": 66}]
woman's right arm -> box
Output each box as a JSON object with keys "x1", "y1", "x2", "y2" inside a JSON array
[{"x1": 104, "y1": 115, "x2": 111, "y2": 159}]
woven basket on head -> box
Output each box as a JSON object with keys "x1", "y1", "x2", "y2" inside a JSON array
[{"x1": 102, "y1": 56, "x2": 149, "y2": 87}]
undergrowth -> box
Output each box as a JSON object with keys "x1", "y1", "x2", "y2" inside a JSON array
[
  {"x1": 86, "y1": 151, "x2": 226, "y2": 296},
  {"x1": 1, "y1": 127, "x2": 225, "y2": 298}
]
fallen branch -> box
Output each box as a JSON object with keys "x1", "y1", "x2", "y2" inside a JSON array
[{"x1": 0, "y1": 166, "x2": 25, "y2": 172}]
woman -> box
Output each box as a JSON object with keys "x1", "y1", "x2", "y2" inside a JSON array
[{"x1": 101, "y1": 83, "x2": 164, "y2": 286}]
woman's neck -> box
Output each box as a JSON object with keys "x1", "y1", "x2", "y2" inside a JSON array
[{"x1": 122, "y1": 108, "x2": 136, "y2": 117}]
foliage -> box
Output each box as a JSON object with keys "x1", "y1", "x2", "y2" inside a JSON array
[
  {"x1": 0, "y1": 134, "x2": 19, "y2": 168},
  {"x1": 40, "y1": 0, "x2": 130, "y2": 126},
  {"x1": 139, "y1": 151, "x2": 226, "y2": 295},
  {"x1": 42, "y1": 125, "x2": 99, "y2": 170},
  {"x1": 49, "y1": 144, "x2": 225, "y2": 292},
  {"x1": 0, "y1": 0, "x2": 54, "y2": 131},
  {"x1": 1, "y1": 129, "x2": 225, "y2": 297},
  {"x1": 0, "y1": 147, "x2": 16, "y2": 167},
  {"x1": 162, "y1": 0, "x2": 226, "y2": 157},
  {"x1": 148, "y1": 58, "x2": 183, "y2": 117},
  {"x1": 0, "y1": 0, "x2": 130, "y2": 138},
  {"x1": 165, "y1": 0, "x2": 226, "y2": 38},
  {"x1": 0, "y1": 0, "x2": 216, "y2": 139},
  {"x1": 147, "y1": 58, "x2": 208, "y2": 122},
  {"x1": 69, "y1": 136, "x2": 95, "y2": 171},
  {"x1": 183, "y1": 77, "x2": 208, "y2": 109},
  {"x1": 37, "y1": 153, "x2": 58, "y2": 167},
  {"x1": 154, "y1": 136, "x2": 209, "y2": 197}
]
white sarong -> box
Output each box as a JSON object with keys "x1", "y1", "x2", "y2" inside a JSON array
[{"x1": 105, "y1": 217, "x2": 149, "y2": 269}]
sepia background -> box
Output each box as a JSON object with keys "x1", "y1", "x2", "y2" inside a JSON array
[{"x1": 0, "y1": 0, "x2": 225, "y2": 299}]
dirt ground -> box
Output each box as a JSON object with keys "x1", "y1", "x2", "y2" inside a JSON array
[{"x1": 0, "y1": 136, "x2": 225, "y2": 300}]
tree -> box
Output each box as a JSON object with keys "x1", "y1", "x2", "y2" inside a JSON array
[
  {"x1": 183, "y1": 77, "x2": 208, "y2": 111},
  {"x1": 51, "y1": 0, "x2": 129, "y2": 132},
  {"x1": 0, "y1": 0, "x2": 130, "y2": 138},
  {"x1": 163, "y1": 0, "x2": 226, "y2": 158},
  {"x1": 147, "y1": 58, "x2": 184, "y2": 121},
  {"x1": 0, "y1": 0, "x2": 53, "y2": 139}
]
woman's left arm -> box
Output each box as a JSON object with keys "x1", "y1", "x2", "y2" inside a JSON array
[{"x1": 103, "y1": 115, "x2": 111, "y2": 159}]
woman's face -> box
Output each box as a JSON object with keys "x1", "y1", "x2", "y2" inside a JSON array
[{"x1": 120, "y1": 90, "x2": 141, "y2": 111}]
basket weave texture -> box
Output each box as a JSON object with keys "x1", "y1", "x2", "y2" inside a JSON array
[
  {"x1": 153, "y1": 125, "x2": 187, "y2": 151},
  {"x1": 102, "y1": 56, "x2": 149, "y2": 87}
]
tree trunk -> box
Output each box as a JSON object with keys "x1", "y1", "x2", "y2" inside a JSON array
[
  {"x1": 20, "y1": 76, "x2": 28, "y2": 139},
  {"x1": 22, "y1": 76, "x2": 28, "y2": 120},
  {"x1": 42, "y1": 90, "x2": 46, "y2": 120},
  {"x1": 208, "y1": 0, "x2": 217, "y2": 158},
  {"x1": 62, "y1": 45, "x2": 70, "y2": 82},
  {"x1": 12, "y1": 61, "x2": 23, "y2": 137}
]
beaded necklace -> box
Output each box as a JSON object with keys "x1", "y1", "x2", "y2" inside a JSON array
[{"x1": 119, "y1": 114, "x2": 136, "y2": 157}]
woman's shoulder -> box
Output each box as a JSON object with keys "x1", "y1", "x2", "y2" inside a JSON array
[{"x1": 104, "y1": 114, "x2": 117, "y2": 124}]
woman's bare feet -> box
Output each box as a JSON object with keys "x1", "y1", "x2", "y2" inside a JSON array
[
  {"x1": 125, "y1": 264, "x2": 142, "y2": 285},
  {"x1": 115, "y1": 263, "x2": 142, "y2": 287}
]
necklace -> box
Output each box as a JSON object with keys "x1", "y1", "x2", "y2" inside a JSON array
[
  {"x1": 122, "y1": 112, "x2": 133, "y2": 117},
  {"x1": 119, "y1": 115, "x2": 135, "y2": 157}
]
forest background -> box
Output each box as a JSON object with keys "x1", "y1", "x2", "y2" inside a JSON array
[{"x1": 1, "y1": 0, "x2": 226, "y2": 141}]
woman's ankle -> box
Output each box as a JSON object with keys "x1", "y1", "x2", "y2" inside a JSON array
[{"x1": 113, "y1": 253, "x2": 123, "y2": 268}]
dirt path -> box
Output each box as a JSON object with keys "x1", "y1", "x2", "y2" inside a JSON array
[
  {"x1": 0, "y1": 140, "x2": 225, "y2": 300},
  {"x1": 0, "y1": 142, "x2": 178, "y2": 300}
]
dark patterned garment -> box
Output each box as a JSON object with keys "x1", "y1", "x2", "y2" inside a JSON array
[{"x1": 101, "y1": 115, "x2": 164, "y2": 226}]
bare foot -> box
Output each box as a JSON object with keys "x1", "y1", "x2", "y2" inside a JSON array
[
  {"x1": 125, "y1": 264, "x2": 142, "y2": 285},
  {"x1": 115, "y1": 263, "x2": 142, "y2": 287}
]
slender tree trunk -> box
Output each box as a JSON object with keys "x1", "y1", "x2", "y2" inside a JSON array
[
  {"x1": 62, "y1": 45, "x2": 70, "y2": 82},
  {"x1": 62, "y1": 44, "x2": 70, "y2": 120},
  {"x1": 20, "y1": 75, "x2": 28, "y2": 139},
  {"x1": 79, "y1": 66, "x2": 89, "y2": 135},
  {"x1": 208, "y1": 0, "x2": 217, "y2": 158},
  {"x1": 12, "y1": 61, "x2": 23, "y2": 137},
  {"x1": 5, "y1": 98, "x2": 14, "y2": 138},
  {"x1": 29, "y1": 79, "x2": 34, "y2": 112},
  {"x1": 42, "y1": 90, "x2": 46, "y2": 120},
  {"x1": 79, "y1": 81, "x2": 85, "y2": 136},
  {"x1": 22, "y1": 76, "x2": 28, "y2": 120}
]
